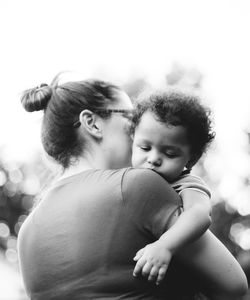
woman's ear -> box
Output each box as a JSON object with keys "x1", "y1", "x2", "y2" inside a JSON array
[{"x1": 79, "y1": 110, "x2": 103, "y2": 139}]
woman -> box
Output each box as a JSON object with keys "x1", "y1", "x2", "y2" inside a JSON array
[{"x1": 17, "y1": 76, "x2": 247, "y2": 299}]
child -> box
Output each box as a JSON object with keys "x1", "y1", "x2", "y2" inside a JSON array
[{"x1": 131, "y1": 90, "x2": 215, "y2": 285}]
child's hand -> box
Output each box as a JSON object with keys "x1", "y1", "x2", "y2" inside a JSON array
[{"x1": 133, "y1": 241, "x2": 173, "y2": 285}]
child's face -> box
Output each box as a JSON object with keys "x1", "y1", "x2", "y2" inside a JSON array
[{"x1": 132, "y1": 111, "x2": 192, "y2": 182}]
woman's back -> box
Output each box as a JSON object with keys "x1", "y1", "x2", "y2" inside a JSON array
[
  {"x1": 18, "y1": 76, "x2": 248, "y2": 300},
  {"x1": 18, "y1": 168, "x2": 184, "y2": 299}
]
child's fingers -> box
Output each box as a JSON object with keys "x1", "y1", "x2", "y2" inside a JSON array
[
  {"x1": 156, "y1": 264, "x2": 168, "y2": 285},
  {"x1": 148, "y1": 266, "x2": 159, "y2": 282},
  {"x1": 142, "y1": 261, "x2": 153, "y2": 277},
  {"x1": 133, "y1": 257, "x2": 147, "y2": 277},
  {"x1": 133, "y1": 248, "x2": 145, "y2": 261}
]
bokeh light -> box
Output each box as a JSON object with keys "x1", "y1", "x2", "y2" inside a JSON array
[
  {"x1": 0, "y1": 223, "x2": 10, "y2": 239},
  {"x1": 0, "y1": 0, "x2": 250, "y2": 299}
]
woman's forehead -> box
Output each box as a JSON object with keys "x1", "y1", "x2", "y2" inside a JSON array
[{"x1": 112, "y1": 91, "x2": 133, "y2": 109}]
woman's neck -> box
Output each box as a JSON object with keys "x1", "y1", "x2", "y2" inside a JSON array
[
  {"x1": 59, "y1": 149, "x2": 110, "y2": 180},
  {"x1": 59, "y1": 159, "x2": 92, "y2": 180}
]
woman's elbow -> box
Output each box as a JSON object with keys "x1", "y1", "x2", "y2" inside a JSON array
[
  {"x1": 211, "y1": 274, "x2": 248, "y2": 300},
  {"x1": 233, "y1": 272, "x2": 248, "y2": 297},
  {"x1": 225, "y1": 271, "x2": 248, "y2": 298}
]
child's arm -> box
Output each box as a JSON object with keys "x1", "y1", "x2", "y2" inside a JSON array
[
  {"x1": 133, "y1": 189, "x2": 212, "y2": 285},
  {"x1": 178, "y1": 188, "x2": 212, "y2": 240}
]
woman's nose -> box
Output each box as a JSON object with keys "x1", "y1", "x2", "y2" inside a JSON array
[{"x1": 147, "y1": 152, "x2": 162, "y2": 167}]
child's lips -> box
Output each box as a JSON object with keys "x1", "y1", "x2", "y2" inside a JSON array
[
  {"x1": 144, "y1": 164, "x2": 152, "y2": 168},
  {"x1": 143, "y1": 165, "x2": 165, "y2": 178},
  {"x1": 141, "y1": 163, "x2": 153, "y2": 169},
  {"x1": 144, "y1": 164, "x2": 157, "y2": 171}
]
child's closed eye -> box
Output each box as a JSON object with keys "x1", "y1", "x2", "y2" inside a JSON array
[
  {"x1": 164, "y1": 151, "x2": 179, "y2": 158},
  {"x1": 139, "y1": 145, "x2": 151, "y2": 151}
]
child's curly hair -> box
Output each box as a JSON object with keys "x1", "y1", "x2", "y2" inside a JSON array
[{"x1": 131, "y1": 90, "x2": 215, "y2": 160}]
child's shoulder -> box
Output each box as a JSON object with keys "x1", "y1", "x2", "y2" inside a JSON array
[
  {"x1": 171, "y1": 172, "x2": 211, "y2": 198},
  {"x1": 175, "y1": 172, "x2": 207, "y2": 185}
]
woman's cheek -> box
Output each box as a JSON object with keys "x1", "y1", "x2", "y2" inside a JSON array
[
  {"x1": 131, "y1": 149, "x2": 142, "y2": 168},
  {"x1": 117, "y1": 136, "x2": 132, "y2": 168},
  {"x1": 125, "y1": 137, "x2": 133, "y2": 166}
]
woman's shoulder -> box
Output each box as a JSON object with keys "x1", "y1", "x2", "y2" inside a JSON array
[
  {"x1": 85, "y1": 167, "x2": 165, "y2": 186},
  {"x1": 121, "y1": 168, "x2": 182, "y2": 235},
  {"x1": 122, "y1": 167, "x2": 166, "y2": 182},
  {"x1": 122, "y1": 167, "x2": 180, "y2": 200}
]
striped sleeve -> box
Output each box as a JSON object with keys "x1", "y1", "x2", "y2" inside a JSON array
[{"x1": 171, "y1": 174, "x2": 211, "y2": 198}]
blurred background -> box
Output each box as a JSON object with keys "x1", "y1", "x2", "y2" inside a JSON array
[{"x1": 0, "y1": 0, "x2": 250, "y2": 299}]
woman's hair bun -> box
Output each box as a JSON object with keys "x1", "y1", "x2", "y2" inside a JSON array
[{"x1": 21, "y1": 83, "x2": 53, "y2": 112}]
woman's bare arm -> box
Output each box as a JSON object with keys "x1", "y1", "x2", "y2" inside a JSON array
[{"x1": 175, "y1": 229, "x2": 248, "y2": 299}]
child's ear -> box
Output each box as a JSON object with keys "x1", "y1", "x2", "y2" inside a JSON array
[{"x1": 186, "y1": 154, "x2": 200, "y2": 170}]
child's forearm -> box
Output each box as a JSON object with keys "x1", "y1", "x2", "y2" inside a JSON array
[{"x1": 159, "y1": 205, "x2": 211, "y2": 253}]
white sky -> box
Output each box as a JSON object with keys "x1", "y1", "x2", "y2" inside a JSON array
[
  {"x1": 0, "y1": 0, "x2": 250, "y2": 175},
  {"x1": 1, "y1": 0, "x2": 250, "y2": 290}
]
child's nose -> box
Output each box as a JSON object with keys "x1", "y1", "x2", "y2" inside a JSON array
[{"x1": 147, "y1": 152, "x2": 162, "y2": 167}]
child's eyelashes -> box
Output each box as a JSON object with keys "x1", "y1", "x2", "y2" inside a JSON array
[
  {"x1": 164, "y1": 150, "x2": 179, "y2": 157},
  {"x1": 164, "y1": 152, "x2": 178, "y2": 158},
  {"x1": 137, "y1": 145, "x2": 179, "y2": 158},
  {"x1": 139, "y1": 145, "x2": 151, "y2": 151}
]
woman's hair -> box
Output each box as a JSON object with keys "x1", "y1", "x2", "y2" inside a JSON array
[
  {"x1": 131, "y1": 90, "x2": 215, "y2": 160},
  {"x1": 21, "y1": 75, "x2": 122, "y2": 168}
]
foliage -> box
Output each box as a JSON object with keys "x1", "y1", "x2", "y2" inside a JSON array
[{"x1": 0, "y1": 63, "x2": 249, "y2": 298}]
